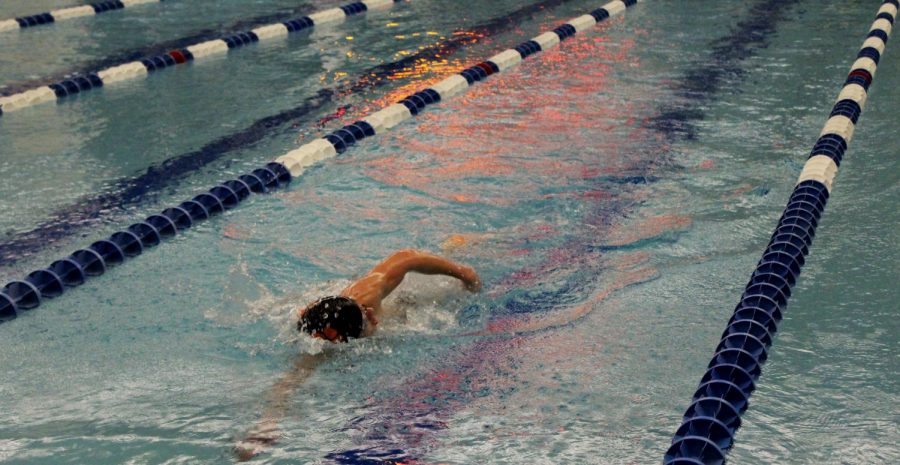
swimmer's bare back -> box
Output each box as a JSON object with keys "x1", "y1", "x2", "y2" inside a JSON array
[{"x1": 341, "y1": 249, "x2": 481, "y2": 319}]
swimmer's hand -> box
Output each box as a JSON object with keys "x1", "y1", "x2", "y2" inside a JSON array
[
  {"x1": 234, "y1": 421, "x2": 280, "y2": 461},
  {"x1": 460, "y1": 265, "x2": 482, "y2": 292}
]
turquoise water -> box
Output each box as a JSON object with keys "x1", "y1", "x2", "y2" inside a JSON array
[{"x1": 0, "y1": 0, "x2": 898, "y2": 464}]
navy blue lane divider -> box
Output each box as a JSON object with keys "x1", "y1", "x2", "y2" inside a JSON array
[
  {"x1": 663, "y1": 2, "x2": 897, "y2": 463},
  {"x1": 0, "y1": 0, "x2": 403, "y2": 115},
  {"x1": 0, "y1": 0, "x2": 161, "y2": 32},
  {"x1": 0, "y1": 162, "x2": 291, "y2": 324}
]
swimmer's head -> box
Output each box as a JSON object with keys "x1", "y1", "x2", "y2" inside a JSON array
[{"x1": 298, "y1": 296, "x2": 365, "y2": 343}]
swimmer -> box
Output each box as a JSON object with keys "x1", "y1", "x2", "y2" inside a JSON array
[
  {"x1": 234, "y1": 249, "x2": 480, "y2": 460},
  {"x1": 297, "y1": 249, "x2": 481, "y2": 342}
]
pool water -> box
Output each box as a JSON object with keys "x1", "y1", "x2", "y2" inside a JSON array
[{"x1": 0, "y1": 0, "x2": 897, "y2": 464}]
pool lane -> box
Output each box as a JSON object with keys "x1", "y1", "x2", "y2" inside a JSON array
[
  {"x1": 0, "y1": 0, "x2": 585, "y2": 267},
  {"x1": 319, "y1": 1, "x2": 806, "y2": 462}
]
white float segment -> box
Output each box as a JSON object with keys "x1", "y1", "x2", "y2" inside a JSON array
[
  {"x1": 871, "y1": 18, "x2": 893, "y2": 35},
  {"x1": 532, "y1": 31, "x2": 561, "y2": 51},
  {"x1": 820, "y1": 115, "x2": 856, "y2": 142},
  {"x1": 362, "y1": 0, "x2": 394, "y2": 9},
  {"x1": 121, "y1": 0, "x2": 159, "y2": 6},
  {"x1": 567, "y1": 14, "x2": 597, "y2": 33},
  {"x1": 850, "y1": 57, "x2": 878, "y2": 77},
  {"x1": 275, "y1": 138, "x2": 339, "y2": 176},
  {"x1": 879, "y1": 3, "x2": 898, "y2": 17},
  {"x1": 252, "y1": 23, "x2": 289, "y2": 40},
  {"x1": 861, "y1": 37, "x2": 886, "y2": 55},
  {"x1": 366, "y1": 103, "x2": 413, "y2": 132},
  {"x1": 51, "y1": 5, "x2": 96, "y2": 20},
  {"x1": 97, "y1": 61, "x2": 148, "y2": 83},
  {"x1": 488, "y1": 49, "x2": 523, "y2": 72},
  {"x1": 429, "y1": 74, "x2": 469, "y2": 100},
  {"x1": 0, "y1": 87, "x2": 56, "y2": 112},
  {"x1": 603, "y1": 1, "x2": 627, "y2": 16},
  {"x1": 308, "y1": 8, "x2": 347, "y2": 25},
  {"x1": 186, "y1": 40, "x2": 229, "y2": 59},
  {"x1": 797, "y1": 155, "x2": 839, "y2": 192},
  {"x1": 0, "y1": 19, "x2": 20, "y2": 31},
  {"x1": 836, "y1": 83, "x2": 868, "y2": 108}
]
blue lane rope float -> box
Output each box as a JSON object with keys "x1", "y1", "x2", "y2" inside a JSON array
[
  {"x1": 0, "y1": 0, "x2": 404, "y2": 116},
  {"x1": 0, "y1": 0, "x2": 642, "y2": 323},
  {"x1": 0, "y1": 0, "x2": 162, "y2": 32},
  {"x1": 663, "y1": 2, "x2": 897, "y2": 463}
]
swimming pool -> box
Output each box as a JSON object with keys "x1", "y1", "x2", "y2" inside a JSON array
[{"x1": 1, "y1": 0, "x2": 898, "y2": 463}]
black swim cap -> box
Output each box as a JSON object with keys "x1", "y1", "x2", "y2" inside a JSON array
[{"x1": 298, "y1": 296, "x2": 364, "y2": 342}]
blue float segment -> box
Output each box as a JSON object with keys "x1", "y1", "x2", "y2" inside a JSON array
[
  {"x1": 146, "y1": 214, "x2": 178, "y2": 238},
  {"x1": 708, "y1": 348, "x2": 762, "y2": 380},
  {"x1": 224, "y1": 31, "x2": 260, "y2": 49},
  {"x1": 128, "y1": 222, "x2": 161, "y2": 247},
  {"x1": 340, "y1": 2, "x2": 368, "y2": 15},
  {"x1": 692, "y1": 380, "x2": 750, "y2": 414},
  {"x1": 110, "y1": 231, "x2": 144, "y2": 256},
  {"x1": 3, "y1": 281, "x2": 42, "y2": 310},
  {"x1": 673, "y1": 417, "x2": 734, "y2": 451},
  {"x1": 162, "y1": 207, "x2": 193, "y2": 229},
  {"x1": 552, "y1": 24, "x2": 577, "y2": 41},
  {"x1": 664, "y1": 459, "x2": 706, "y2": 465},
  {"x1": 71, "y1": 249, "x2": 106, "y2": 276},
  {"x1": 868, "y1": 29, "x2": 890, "y2": 43},
  {"x1": 513, "y1": 40, "x2": 541, "y2": 59},
  {"x1": 664, "y1": 437, "x2": 725, "y2": 465},
  {"x1": 210, "y1": 185, "x2": 240, "y2": 209},
  {"x1": 15, "y1": 13, "x2": 54, "y2": 28},
  {"x1": 743, "y1": 282, "x2": 789, "y2": 309},
  {"x1": 49, "y1": 73, "x2": 103, "y2": 98},
  {"x1": 179, "y1": 200, "x2": 210, "y2": 221},
  {"x1": 265, "y1": 162, "x2": 292, "y2": 185},
  {"x1": 284, "y1": 16, "x2": 314, "y2": 32},
  {"x1": 876, "y1": 12, "x2": 895, "y2": 24},
  {"x1": 223, "y1": 179, "x2": 252, "y2": 200},
  {"x1": 0, "y1": 292, "x2": 16, "y2": 322},
  {"x1": 623, "y1": 0, "x2": 639, "y2": 6},
  {"x1": 723, "y1": 319, "x2": 774, "y2": 348},
  {"x1": 193, "y1": 193, "x2": 225, "y2": 215},
  {"x1": 716, "y1": 332, "x2": 769, "y2": 365},
  {"x1": 49, "y1": 83, "x2": 67, "y2": 98},
  {"x1": 25, "y1": 269, "x2": 65, "y2": 298},
  {"x1": 239, "y1": 173, "x2": 267, "y2": 193},
  {"x1": 590, "y1": 8, "x2": 610, "y2": 22},
  {"x1": 49, "y1": 258, "x2": 86, "y2": 287},
  {"x1": 90, "y1": 239, "x2": 125, "y2": 265},
  {"x1": 91, "y1": 1, "x2": 125, "y2": 13},
  {"x1": 251, "y1": 167, "x2": 281, "y2": 190},
  {"x1": 857, "y1": 47, "x2": 881, "y2": 64},
  {"x1": 349, "y1": 120, "x2": 377, "y2": 137},
  {"x1": 701, "y1": 364, "x2": 756, "y2": 398},
  {"x1": 683, "y1": 397, "x2": 742, "y2": 431},
  {"x1": 325, "y1": 134, "x2": 349, "y2": 154},
  {"x1": 398, "y1": 94, "x2": 427, "y2": 114}
]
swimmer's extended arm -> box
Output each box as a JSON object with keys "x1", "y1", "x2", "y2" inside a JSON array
[
  {"x1": 234, "y1": 353, "x2": 325, "y2": 461},
  {"x1": 372, "y1": 249, "x2": 481, "y2": 297}
]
